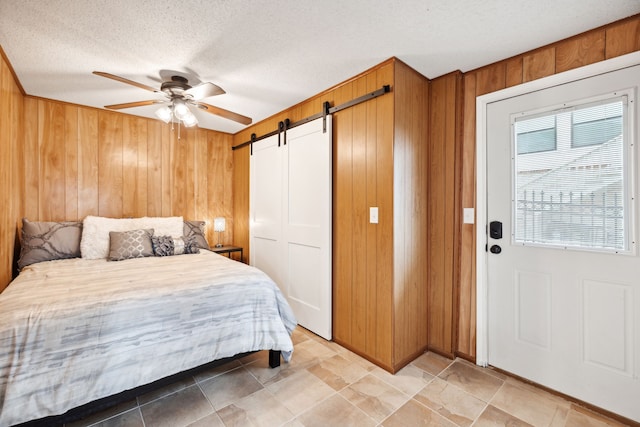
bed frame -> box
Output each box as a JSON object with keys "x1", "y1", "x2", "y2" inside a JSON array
[{"x1": 18, "y1": 350, "x2": 281, "y2": 427}]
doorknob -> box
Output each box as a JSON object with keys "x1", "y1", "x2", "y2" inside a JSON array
[{"x1": 490, "y1": 245, "x2": 502, "y2": 254}]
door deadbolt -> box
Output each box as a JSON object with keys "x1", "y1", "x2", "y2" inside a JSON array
[{"x1": 490, "y1": 221, "x2": 503, "y2": 239}]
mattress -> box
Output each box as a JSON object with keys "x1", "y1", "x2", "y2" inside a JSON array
[{"x1": 0, "y1": 250, "x2": 296, "y2": 425}]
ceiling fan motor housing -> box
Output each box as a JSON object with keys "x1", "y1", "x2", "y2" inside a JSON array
[{"x1": 161, "y1": 75, "x2": 192, "y2": 96}]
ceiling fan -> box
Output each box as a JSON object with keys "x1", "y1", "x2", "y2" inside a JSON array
[{"x1": 93, "y1": 70, "x2": 252, "y2": 126}]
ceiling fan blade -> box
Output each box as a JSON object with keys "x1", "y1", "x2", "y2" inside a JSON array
[
  {"x1": 184, "y1": 82, "x2": 226, "y2": 100},
  {"x1": 104, "y1": 100, "x2": 164, "y2": 110},
  {"x1": 93, "y1": 71, "x2": 158, "y2": 92},
  {"x1": 197, "y1": 102, "x2": 252, "y2": 125}
]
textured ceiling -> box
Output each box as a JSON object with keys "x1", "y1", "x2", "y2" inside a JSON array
[{"x1": 1, "y1": 0, "x2": 639, "y2": 134}]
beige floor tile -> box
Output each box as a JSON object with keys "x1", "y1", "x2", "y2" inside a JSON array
[
  {"x1": 565, "y1": 405, "x2": 633, "y2": 427},
  {"x1": 414, "y1": 377, "x2": 488, "y2": 427},
  {"x1": 381, "y1": 399, "x2": 458, "y2": 427},
  {"x1": 295, "y1": 394, "x2": 376, "y2": 427},
  {"x1": 192, "y1": 359, "x2": 242, "y2": 382},
  {"x1": 474, "y1": 405, "x2": 534, "y2": 427},
  {"x1": 438, "y1": 360, "x2": 504, "y2": 401},
  {"x1": 337, "y1": 348, "x2": 380, "y2": 372},
  {"x1": 65, "y1": 399, "x2": 138, "y2": 427},
  {"x1": 307, "y1": 353, "x2": 369, "y2": 391},
  {"x1": 198, "y1": 366, "x2": 264, "y2": 410},
  {"x1": 139, "y1": 385, "x2": 214, "y2": 427},
  {"x1": 186, "y1": 412, "x2": 225, "y2": 427},
  {"x1": 93, "y1": 408, "x2": 144, "y2": 427},
  {"x1": 244, "y1": 353, "x2": 300, "y2": 386},
  {"x1": 490, "y1": 380, "x2": 571, "y2": 426},
  {"x1": 372, "y1": 364, "x2": 435, "y2": 396},
  {"x1": 217, "y1": 388, "x2": 295, "y2": 427},
  {"x1": 411, "y1": 352, "x2": 453, "y2": 376},
  {"x1": 266, "y1": 369, "x2": 335, "y2": 416},
  {"x1": 340, "y1": 374, "x2": 410, "y2": 422},
  {"x1": 136, "y1": 375, "x2": 196, "y2": 405}
]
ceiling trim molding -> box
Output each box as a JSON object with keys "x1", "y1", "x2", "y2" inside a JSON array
[{"x1": 0, "y1": 44, "x2": 25, "y2": 96}]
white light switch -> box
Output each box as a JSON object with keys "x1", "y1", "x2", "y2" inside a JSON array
[
  {"x1": 370, "y1": 207, "x2": 379, "y2": 224},
  {"x1": 463, "y1": 208, "x2": 475, "y2": 224}
]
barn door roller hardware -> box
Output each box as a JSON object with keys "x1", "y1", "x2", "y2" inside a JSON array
[{"x1": 233, "y1": 85, "x2": 391, "y2": 153}]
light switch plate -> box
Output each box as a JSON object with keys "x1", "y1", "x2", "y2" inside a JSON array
[
  {"x1": 370, "y1": 207, "x2": 379, "y2": 224},
  {"x1": 463, "y1": 207, "x2": 475, "y2": 224}
]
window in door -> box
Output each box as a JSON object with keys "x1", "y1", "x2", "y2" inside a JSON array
[{"x1": 512, "y1": 94, "x2": 632, "y2": 252}]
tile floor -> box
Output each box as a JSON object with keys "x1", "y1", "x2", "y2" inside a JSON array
[{"x1": 65, "y1": 327, "x2": 633, "y2": 427}]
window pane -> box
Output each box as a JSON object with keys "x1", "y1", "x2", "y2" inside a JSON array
[
  {"x1": 516, "y1": 115, "x2": 557, "y2": 154},
  {"x1": 513, "y1": 98, "x2": 627, "y2": 251}
]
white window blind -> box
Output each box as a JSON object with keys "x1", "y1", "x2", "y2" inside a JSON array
[{"x1": 513, "y1": 96, "x2": 628, "y2": 251}]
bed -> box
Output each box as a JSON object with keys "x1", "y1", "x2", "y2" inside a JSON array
[{"x1": 0, "y1": 216, "x2": 296, "y2": 426}]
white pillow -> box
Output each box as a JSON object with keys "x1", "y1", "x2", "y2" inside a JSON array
[{"x1": 81, "y1": 216, "x2": 184, "y2": 259}]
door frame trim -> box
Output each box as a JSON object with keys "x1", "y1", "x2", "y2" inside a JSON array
[{"x1": 475, "y1": 51, "x2": 640, "y2": 367}]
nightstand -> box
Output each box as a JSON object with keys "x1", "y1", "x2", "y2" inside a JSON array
[{"x1": 211, "y1": 245, "x2": 244, "y2": 263}]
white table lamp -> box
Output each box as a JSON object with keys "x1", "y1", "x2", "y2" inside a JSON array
[{"x1": 213, "y1": 217, "x2": 225, "y2": 248}]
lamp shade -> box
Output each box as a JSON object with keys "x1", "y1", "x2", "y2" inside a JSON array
[{"x1": 213, "y1": 217, "x2": 226, "y2": 232}]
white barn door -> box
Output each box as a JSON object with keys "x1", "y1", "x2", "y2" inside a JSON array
[{"x1": 250, "y1": 116, "x2": 332, "y2": 340}]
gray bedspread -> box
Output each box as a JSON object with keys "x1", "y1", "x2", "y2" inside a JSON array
[{"x1": 0, "y1": 250, "x2": 296, "y2": 426}]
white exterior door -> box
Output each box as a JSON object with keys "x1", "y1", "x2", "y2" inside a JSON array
[
  {"x1": 486, "y1": 65, "x2": 640, "y2": 421},
  {"x1": 250, "y1": 117, "x2": 332, "y2": 340}
]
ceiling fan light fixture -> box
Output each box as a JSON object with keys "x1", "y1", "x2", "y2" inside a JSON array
[
  {"x1": 173, "y1": 100, "x2": 190, "y2": 120},
  {"x1": 182, "y1": 112, "x2": 198, "y2": 127},
  {"x1": 155, "y1": 106, "x2": 172, "y2": 123}
]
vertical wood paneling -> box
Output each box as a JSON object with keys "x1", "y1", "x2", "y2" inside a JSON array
[
  {"x1": 522, "y1": 47, "x2": 556, "y2": 82},
  {"x1": 428, "y1": 72, "x2": 461, "y2": 357},
  {"x1": 77, "y1": 108, "x2": 99, "y2": 219},
  {"x1": 146, "y1": 121, "x2": 163, "y2": 217},
  {"x1": 458, "y1": 73, "x2": 478, "y2": 357},
  {"x1": 605, "y1": 18, "x2": 640, "y2": 59},
  {"x1": 393, "y1": 61, "x2": 429, "y2": 367},
  {"x1": 98, "y1": 111, "x2": 123, "y2": 217},
  {"x1": 555, "y1": 31, "x2": 605, "y2": 73},
  {"x1": 23, "y1": 98, "x2": 39, "y2": 220},
  {"x1": 505, "y1": 57, "x2": 524, "y2": 88},
  {"x1": 0, "y1": 52, "x2": 24, "y2": 291},
  {"x1": 374, "y1": 62, "x2": 394, "y2": 367},
  {"x1": 351, "y1": 77, "x2": 368, "y2": 353},
  {"x1": 333, "y1": 81, "x2": 354, "y2": 346},
  {"x1": 365, "y1": 71, "x2": 379, "y2": 360},
  {"x1": 39, "y1": 101, "x2": 66, "y2": 221},
  {"x1": 232, "y1": 145, "x2": 249, "y2": 260},
  {"x1": 64, "y1": 105, "x2": 79, "y2": 220}
]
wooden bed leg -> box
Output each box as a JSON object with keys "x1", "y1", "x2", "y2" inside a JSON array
[{"x1": 269, "y1": 350, "x2": 281, "y2": 368}]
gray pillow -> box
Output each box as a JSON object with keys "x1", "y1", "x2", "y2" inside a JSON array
[
  {"x1": 108, "y1": 229, "x2": 154, "y2": 261},
  {"x1": 152, "y1": 235, "x2": 200, "y2": 256},
  {"x1": 183, "y1": 220, "x2": 210, "y2": 250},
  {"x1": 18, "y1": 218, "x2": 82, "y2": 270}
]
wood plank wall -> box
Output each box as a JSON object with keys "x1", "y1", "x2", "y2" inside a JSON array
[
  {"x1": 428, "y1": 71, "x2": 462, "y2": 357},
  {"x1": 0, "y1": 49, "x2": 24, "y2": 290},
  {"x1": 0, "y1": 56, "x2": 235, "y2": 290},
  {"x1": 456, "y1": 14, "x2": 640, "y2": 360},
  {"x1": 392, "y1": 61, "x2": 430, "y2": 369}
]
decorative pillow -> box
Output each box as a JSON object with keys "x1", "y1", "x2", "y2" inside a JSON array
[
  {"x1": 108, "y1": 229, "x2": 154, "y2": 261},
  {"x1": 18, "y1": 218, "x2": 83, "y2": 270},
  {"x1": 183, "y1": 220, "x2": 210, "y2": 250},
  {"x1": 81, "y1": 215, "x2": 183, "y2": 259},
  {"x1": 152, "y1": 235, "x2": 200, "y2": 256}
]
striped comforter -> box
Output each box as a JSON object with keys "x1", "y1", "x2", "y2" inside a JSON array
[{"x1": 0, "y1": 250, "x2": 296, "y2": 426}]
